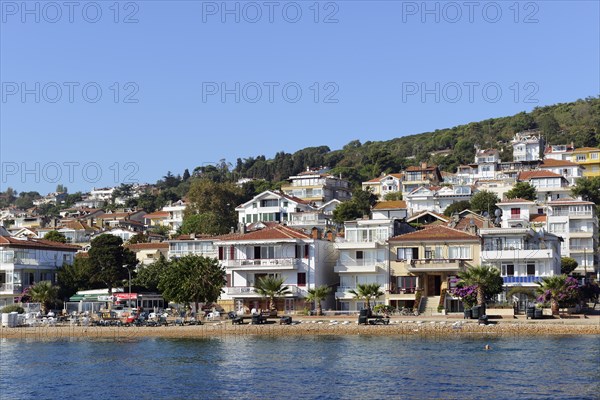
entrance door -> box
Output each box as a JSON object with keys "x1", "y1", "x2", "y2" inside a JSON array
[{"x1": 427, "y1": 275, "x2": 441, "y2": 296}]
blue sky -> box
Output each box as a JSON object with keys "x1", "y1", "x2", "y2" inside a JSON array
[{"x1": 1, "y1": 0, "x2": 599, "y2": 194}]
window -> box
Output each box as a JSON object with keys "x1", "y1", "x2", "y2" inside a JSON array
[
  {"x1": 576, "y1": 154, "x2": 586, "y2": 161},
  {"x1": 591, "y1": 152, "x2": 599, "y2": 160},
  {"x1": 449, "y1": 246, "x2": 471, "y2": 259},
  {"x1": 260, "y1": 199, "x2": 279, "y2": 207},
  {"x1": 226, "y1": 274, "x2": 232, "y2": 287},
  {"x1": 397, "y1": 276, "x2": 416, "y2": 291},
  {"x1": 510, "y1": 208, "x2": 521, "y2": 218},
  {"x1": 397, "y1": 247, "x2": 418, "y2": 260},
  {"x1": 297, "y1": 273, "x2": 306, "y2": 287},
  {"x1": 502, "y1": 264, "x2": 515, "y2": 276},
  {"x1": 526, "y1": 263, "x2": 535, "y2": 276},
  {"x1": 356, "y1": 251, "x2": 364, "y2": 260}
]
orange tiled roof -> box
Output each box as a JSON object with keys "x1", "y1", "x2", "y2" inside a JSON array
[
  {"x1": 405, "y1": 164, "x2": 438, "y2": 172},
  {"x1": 518, "y1": 170, "x2": 563, "y2": 180},
  {"x1": 571, "y1": 147, "x2": 600, "y2": 153},
  {"x1": 389, "y1": 225, "x2": 478, "y2": 242},
  {"x1": 0, "y1": 236, "x2": 80, "y2": 251},
  {"x1": 540, "y1": 159, "x2": 580, "y2": 167},
  {"x1": 126, "y1": 242, "x2": 169, "y2": 250},
  {"x1": 373, "y1": 200, "x2": 407, "y2": 210},
  {"x1": 547, "y1": 199, "x2": 595, "y2": 206},
  {"x1": 529, "y1": 214, "x2": 547, "y2": 223},
  {"x1": 216, "y1": 225, "x2": 311, "y2": 242},
  {"x1": 144, "y1": 211, "x2": 170, "y2": 219}
]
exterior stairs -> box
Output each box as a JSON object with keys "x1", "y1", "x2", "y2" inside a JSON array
[{"x1": 420, "y1": 296, "x2": 441, "y2": 316}]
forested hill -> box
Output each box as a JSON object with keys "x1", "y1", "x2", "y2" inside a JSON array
[{"x1": 231, "y1": 97, "x2": 600, "y2": 187}]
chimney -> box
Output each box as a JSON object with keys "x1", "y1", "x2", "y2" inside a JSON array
[
  {"x1": 190, "y1": 233, "x2": 195, "y2": 239},
  {"x1": 311, "y1": 227, "x2": 321, "y2": 240},
  {"x1": 421, "y1": 162, "x2": 428, "y2": 169}
]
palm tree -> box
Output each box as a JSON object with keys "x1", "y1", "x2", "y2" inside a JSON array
[
  {"x1": 254, "y1": 276, "x2": 291, "y2": 312},
  {"x1": 28, "y1": 281, "x2": 59, "y2": 314},
  {"x1": 536, "y1": 275, "x2": 574, "y2": 315},
  {"x1": 305, "y1": 285, "x2": 331, "y2": 316},
  {"x1": 457, "y1": 265, "x2": 504, "y2": 306},
  {"x1": 349, "y1": 283, "x2": 384, "y2": 310}
]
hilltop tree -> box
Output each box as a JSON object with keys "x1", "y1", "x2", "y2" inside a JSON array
[
  {"x1": 185, "y1": 179, "x2": 243, "y2": 234},
  {"x1": 332, "y1": 189, "x2": 377, "y2": 224},
  {"x1": 443, "y1": 200, "x2": 471, "y2": 217},
  {"x1": 506, "y1": 182, "x2": 537, "y2": 201}
]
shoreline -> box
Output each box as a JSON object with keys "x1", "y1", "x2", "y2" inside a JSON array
[{"x1": 2, "y1": 317, "x2": 599, "y2": 340}]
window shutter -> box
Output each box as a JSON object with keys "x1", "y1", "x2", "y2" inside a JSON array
[{"x1": 218, "y1": 246, "x2": 223, "y2": 260}]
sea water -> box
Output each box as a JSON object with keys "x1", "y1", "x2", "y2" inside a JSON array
[{"x1": 1, "y1": 335, "x2": 598, "y2": 399}]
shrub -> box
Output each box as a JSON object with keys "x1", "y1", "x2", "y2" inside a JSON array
[{"x1": 0, "y1": 305, "x2": 25, "y2": 314}]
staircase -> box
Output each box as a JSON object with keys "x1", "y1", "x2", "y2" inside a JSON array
[{"x1": 420, "y1": 296, "x2": 441, "y2": 316}]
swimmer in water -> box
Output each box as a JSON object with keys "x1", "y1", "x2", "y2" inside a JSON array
[{"x1": 485, "y1": 344, "x2": 491, "y2": 350}]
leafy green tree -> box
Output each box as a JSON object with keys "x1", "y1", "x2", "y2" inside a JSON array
[
  {"x1": 128, "y1": 233, "x2": 149, "y2": 244},
  {"x1": 88, "y1": 234, "x2": 137, "y2": 297},
  {"x1": 443, "y1": 200, "x2": 471, "y2": 217},
  {"x1": 571, "y1": 177, "x2": 600, "y2": 205},
  {"x1": 305, "y1": 285, "x2": 331, "y2": 316},
  {"x1": 159, "y1": 255, "x2": 226, "y2": 311},
  {"x1": 185, "y1": 179, "x2": 242, "y2": 234},
  {"x1": 332, "y1": 189, "x2": 377, "y2": 224},
  {"x1": 469, "y1": 190, "x2": 500, "y2": 216},
  {"x1": 181, "y1": 212, "x2": 226, "y2": 235},
  {"x1": 56, "y1": 184, "x2": 67, "y2": 193},
  {"x1": 150, "y1": 225, "x2": 171, "y2": 237},
  {"x1": 348, "y1": 283, "x2": 384, "y2": 310},
  {"x1": 506, "y1": 182, "x2": 537, "y2": 201},
  {"x1": 134, "y1": 254, "x2": 169, "y2": 292},
  {"x1": 44, "y1": 230, "x2": 67, "y2": 243},
  {"x1": 182, "y1": 168, "x2": 191, "y2": 181},
  {"x1": 383, "y1": 192, "x2": 403, "y2": 201},
  {"x1": 561, "y1": 257, "x2": 578, "y2": 275},
  {"x1": 28, "y1": 281, "x2": 59, "y2": 314},
  {"x1": 457, "y1": 265, "x2": 504, "y2": 306},
  {"x1": 254, "y1": 276, "x2": 291, "y2": 312},
  {"x1": 56, "y1": 256, "x2": 96, "y2": 301}
]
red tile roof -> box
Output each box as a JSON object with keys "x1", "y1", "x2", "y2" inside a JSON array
[
  {"x1": 540, "y1": 159, "x2": 580, "y2": 168},
  {"x1": 547, "y1": 199, "x2": 595, "y2": 206},
  {"x1": 518, "y1": 170, "x2": 563, "y2": 180},
  {"x1": 216, "y1": 225, "x2": 311, "y2": 242},
  {"x1": 529, "y1": 214, "x2": 547, "y2": 223},
  {"x1": 389, "y1": 225, "x2": 479, "y2": 242},
  {"x1": 373, "y1": 200, "x2": 407, "y2": 210},
  {"x1": 126, "y1": 242, "x2": 169, "y2": 250},
  {"x1": 144, "y1": 211, "x2": 170, "y2": 219},
  {"x1": 0, "y1": 236, "x2": 80, "y2": 251}
]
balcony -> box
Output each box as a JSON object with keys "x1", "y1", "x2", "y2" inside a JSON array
[
  {"x1": 502, "y1": 276, "x2": 544, "y2": 285},
  {"x1": 405, "y1": 259, "x2": 466, "y2": 272},
  {"x1": 387, "y1": 287, "x2": 417, "y2": 301},
  {"x1": 169, "y1": 250, "x2": 218, "y2": 258},
  {"x1": 0, "y1": 283, "x2": 23, "y2": 295},
  {"x1": 225, "y1": 285, "x2": 305, "y2": 297},
  {"x1": 550, "y1": 210, "x2": 594, "y2": 217},
  {"x1": 221, "y1": 258, "x2": 300, "y2": 271},
  {"x1": 0, "y1": 256, "x2": 63, "y2": 268},
  {"x1": 334, "y1": 261, "x2": 385, "y2": 273},
  {"x1": 481, "y1": 248, "x2": 554, "y2": 261}
]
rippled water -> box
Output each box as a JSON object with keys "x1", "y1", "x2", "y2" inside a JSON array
[{"x1": 1, "y1": 335, "x2": 598, "y2": 399}]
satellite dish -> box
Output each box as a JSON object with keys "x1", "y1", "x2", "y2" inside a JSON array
[
  {"x1": 482, "y1": 211, "x2": 489, "y2": 218},
  {"x1": 495, "y1": 217, "x2": 501, "y2": 224},
  {"x1": 494, "y1": 209, "x2": 502, "y2": 217}
]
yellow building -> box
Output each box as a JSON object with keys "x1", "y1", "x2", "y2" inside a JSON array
[
  {"x1": 569, "y1": 147, "x2": 600, "y2": 177},
  {"x1": 387, "y1": 225, "x2": 481, "y2": 314}
]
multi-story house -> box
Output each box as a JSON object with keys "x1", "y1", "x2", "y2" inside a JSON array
[
  {"x1": 126, "y1": 242, "x2": 169, "y2": 266},
  {"x1": 362, "y1": 173, "x2": 403, "y2": 199},
  {"x1": 546, "y1": 199, "x2": 598, "y2": 277},
  {"x1": 162, "y1": 200, "x2": 186, "y2": 233},
  {"x1": 0, "y1": 229, "x2": 79, "y2": 307},
  {"x1": 388, "y1": 225, "x2": 481, "y2": 314},
  {"x1": 538, "y1": 158, "x2": 585, "y2": 185},
  {"x1": 402, "y1": 163, "x2": 443, "y2": 195},
  {"x1": 215, "y1": 225, "x2": 338, "y2": 314},
  {"x1": 544, "y1": 143, "x2": 575, "y2": 161},
  {"x1": 281, "y1": 168, "x2": 351, "y2": 206},
  {"x1": 405, "y1": 185, "x2": 474, "y2": 215},
  {"x1": 167, "y1": 234, "x2": 217, "y2": 260},
  {"x1": 516, "y1": 170, "x2": 571, "y2": 203},
  {"x1": 236, "y1": 191, "x2": 312, "y2": 228},
  {"x1": 287, "y1": 199, "x2": 340, "y2": 232},
  {"x1": 570, "y1": 147, "x2": 600, "y2": 177},
  {"x1": 511, "y1": 131, "x2": 542, "y2": 162},
  {"x1": 32, "y1": 192, "x2": 67, "y2": 206},
  {"x1": 334, "y1": 218, "x2": 414, "y2": 311},
  {"x1": 371, "y1": 201, "x2": 408, "y2": 220},
  {"x1": 143, "y1": 211, "x2": 170, "y2": 230}
]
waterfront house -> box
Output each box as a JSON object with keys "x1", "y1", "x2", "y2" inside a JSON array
[
  {"x1": 214, "y1": 225, "x2": 338, "y2": 314},
  {"x1": 388, "y1": 225, "x2": 481, "y2": 314}
]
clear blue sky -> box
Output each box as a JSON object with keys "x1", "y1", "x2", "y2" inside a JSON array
[{"x1": 1, "y1": 0, "x2": 599, "y2": 194}]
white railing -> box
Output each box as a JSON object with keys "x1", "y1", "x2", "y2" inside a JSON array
[
  {"x1": 550, "y1": 210, "x2": 593, "y2": 217},
  {"x1": 223, "y1": 258, "x2": 298, "y2": 267},
  {"x1": 169, "y1": 250, "x2": 217, "y2": 258},
  {"x1": 0, "y1": 284, "x2": 23, "y2": 293},
  {"x1": 225, "y1": 286, "x2": 304, "y2": 296}
]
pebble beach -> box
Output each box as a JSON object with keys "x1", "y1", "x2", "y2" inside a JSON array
[{"x1": 2, "y1": 316, "x2": 599, "y2": 341}]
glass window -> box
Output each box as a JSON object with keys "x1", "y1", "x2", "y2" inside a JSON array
[{"x1": 526, "y1": 263, "x2": 535, "y2": 276}]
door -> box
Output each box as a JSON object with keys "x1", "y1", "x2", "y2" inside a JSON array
[{"x1": 427, "y1": 275, "x2": 441, "y2": 296}]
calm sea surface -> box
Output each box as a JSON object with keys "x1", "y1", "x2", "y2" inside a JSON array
[{"x1": 0, "y1": 335, "x2": 598, "y2": 399}]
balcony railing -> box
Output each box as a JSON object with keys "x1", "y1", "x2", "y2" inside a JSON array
[
  {"x1": 407, "y1": 259, "x2": 465, "y2": 271},
  {"x1": 169, "y1": 250, "x2": 217, "y2": 258},
  {"x1": 388, "y1": 287, "x2": 417, "y2": 294},
  {"x1": 550, "y1": 210, "x2": 593, "y2": 217},
  {"x1": 225, "y1": 286, "x2": 304, "y2": 296},
  {"x1": 222, "y1": 258, "x2": 300, "y2": 270},
  {"x1": 0, "y1": 283, "x2": 23, "y2": 294},
  {"x1": 502, "y1": 276, "x2": 543, "y2": 284}
]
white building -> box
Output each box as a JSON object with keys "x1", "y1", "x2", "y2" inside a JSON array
[
  {"x1": 516, "y1": 170, "x2": 571, "y2": 203},
  {"x1": 236, "y1": 191, "x2": 312, "y2": 227},
  {"x1": 539, "y1": 158, "x2": 585, "y2": 185},
  {"x1": 0, "y1": 229, "x2": 79, "y2": 307},
  {"x1": 512, "y1": 131, "x2": 542, "y2": 162},
  {"x1": 214, "y1": 225, "x2": 338, "y2": 314},
  {"x1": 281, "y1": 169, "x2": 351, "y2": 206},
  {"x1": 405, "y1": 185, "x2": 474, "y2": 216},
  {"x1": 162, "y1": 200, "x2": 186, "y2": 234},
  {"x1": 546, "y1": 199, "x2": 598, "y2": 277}
]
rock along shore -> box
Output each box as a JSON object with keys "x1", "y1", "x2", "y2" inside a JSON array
[{"x1": 1, "y1": 318, "x2": 599, "y2": 341}]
